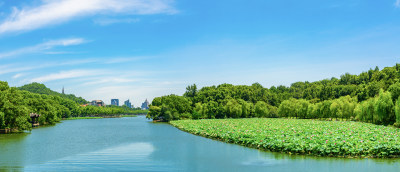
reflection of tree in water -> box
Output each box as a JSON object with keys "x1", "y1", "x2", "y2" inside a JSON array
[{"x1": 0, "y1": 133, "x2": 29, "y2": 169}]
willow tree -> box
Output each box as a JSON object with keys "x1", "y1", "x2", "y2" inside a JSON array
[
  {"x1": 374, "y1": 89, "x2": 394, "y2": 125},
  {"x1": 395, "y1": 97, "x2": 400, "y2": 127},
  {"x1": 255, "y1": 101, "x2": 269, "y2": 118}
]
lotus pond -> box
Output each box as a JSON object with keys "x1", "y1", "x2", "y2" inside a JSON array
[{"x1": 171, "y1": 118, "x2": 400, "y2": 158}]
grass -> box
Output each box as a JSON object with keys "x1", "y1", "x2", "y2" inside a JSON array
[
  {"x1": 120, "y1": 114, "x2": 138, "y2": 117},
  {"x1": 170, "y1": 118, "x2": 400, "y2": 158}
]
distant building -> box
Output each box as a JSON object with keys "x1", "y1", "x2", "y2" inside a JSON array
[
  {"x1": 141, "y1": 99, "x2": 149, "y2": 110},
  {"x1": 111, "y1": 99, "x2": 119, "y2": 106},
  {"x1": 91, "y1": 100, "x2": 105, "y2": 107},
  {"x1": 62, "y1": 86, "x2": 65, "y2": 94},
  {"x1": 124, "y1": 99, "x2": 132, "y2": 108}
]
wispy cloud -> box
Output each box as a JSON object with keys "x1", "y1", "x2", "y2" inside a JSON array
[
  {"x1": 43, "y1": 51, "x2": 75, "y2": 55},
  {"x1": 105, "y1": 56, "x2": 149, "y2": 64},
  {"x1": 82, "y1": 77, "x2": 139, "y2": 85},
  {"x1": 396, "y1": 0, "x2": 400, "y2": 7},
  {"x1": 0, "y1": 65, "x2": 38, "y2": 75},
  {"x1": 0, "y1": 56, "x2": 151, "y2": 76},
  {"x1": 30, "y1": 69, "x2": 103, "y2": 83},
  {"x1": 0, "y1": 0, "x2": 177, "y2": 34},
  {"x1": 94, "y1": 18, "x2": 140, "y2": 26},
  {"x1": 12, "y1": 73, "x2": 25, "y2": 79},
  {"x1": 0, "y1": 38, "x2": 86, "y2": 59},
  {"x1": 0, "y1": 59, "x2": 98, "y2": 75}
]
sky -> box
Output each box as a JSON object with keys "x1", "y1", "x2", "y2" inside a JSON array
[{"x1": 0, "y1": 0, "x2": 399, "y2": 107}]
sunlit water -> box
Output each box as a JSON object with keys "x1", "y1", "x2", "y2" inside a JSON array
[{"x1": 0, "y1": 116, "x2": 399, "y2": 171}]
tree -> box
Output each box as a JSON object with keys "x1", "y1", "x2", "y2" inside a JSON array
[
  {"x1": 204, "y1": 101, "x2": 218, "y2": 119},
  {"x1": 184, "y1": 84, "x2": 197, "y2": 98},
  {"x1": 394, "y1": 97, "x2": 400, "y2": 127},
  {"x1": 297, "y1": 99, "x2": 309, "y2": 119},
  {"x1": 330, "y1": 101, "x2": 342, "y2": 120},
  {"x1": 193, "y1": 103, "x2": 206, "y2": 119},
  {"x1": 0, "y1": 87, "x2": 31, "y2": 131},
  {"x1": 278, "y1": 99, "x2": 292, "y2": 118},
  {"x1": 388, "y1": 82, "x2": 400, "y2": 102},
  {"x1": 255, "y1": 101, "x2": 269, "y2": 118},
  {"x1": 224, "y1": 99, "x2": 242, "y2": 118},
  {"x1": 238, "y1": 99, "x2": 252, "y2": 118},
  {"x1": 146, "y1": 106, "x2": 161, "y2": 120},
  {"x1": 307, "y1": 104, "x2": 318, "y2": 119},
  {"x1": 374, "y1": 89, "x2": 394, "y2": 125},
  {"x1": 0, "y1": 112, "x2": 5, "y2": 129}
]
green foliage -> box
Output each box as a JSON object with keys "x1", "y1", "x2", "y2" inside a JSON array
[
  {"x1": 146, "y1": 94, "x2": 192, "y2": 121},
  {"x1": 172, "y1": 118, "x2": 400, "y2": 158},
  {"x1": 278, "y1": 98, "x2": 309, "y2": 119},
  {"x1": 64, "y1": 117, "x2": 103, "y2": 120},
  {"x1": 388, "y1": 82, "x2": 400, "y2": 102},
  {"x1": 395, "y1": 97, "x2": 400, "y2": 127},
  {"x1": 19, "y1": 82, "x2": 88, "y2": 104},
  {"x1": 0, "y1": 112, "x2": 5, "y2": 129},
  {"x1": 183, "y1": 84, "x2": 198, "y2": 99},
  {"x1": 224, "y1": 99, "x2": 242, "y2": 118},
  {"x1": 0, "y1": 81, "x2": 144, "y2": 132},
  {"x1": 0, "y1": 84, "x2": 32, "y2": 131},
  {"x1": 255, "y1": 101, "x2": 269, "y2": 118},
  {"x1": 147, "y1": 64, "x2": 400, "y2": 127},
  {"x1": 374, "y1": 89, "x2": 394, "y2": 125}
]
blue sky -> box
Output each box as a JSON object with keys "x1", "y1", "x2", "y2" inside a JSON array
[{"x1": 0, "y1": 0, "x2": 399, "y2": 106}]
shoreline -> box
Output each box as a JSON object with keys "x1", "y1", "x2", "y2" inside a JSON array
[{"x1": 0, "y1": 114, "x2": 144, "y2": 134}]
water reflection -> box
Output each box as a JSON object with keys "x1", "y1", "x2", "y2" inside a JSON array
[
  {"x1": 242, "y1": 158, "x2": 284, "y2": 166},
  {"x1": 25, "y1": 142, "x2": 158, "y2": 171},
  {"x1": 0, "y1": 116, "x2": 399, "y2": 172}
]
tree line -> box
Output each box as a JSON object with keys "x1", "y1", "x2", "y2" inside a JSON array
[
  {"x1": 0, "y1": 81, "x2": 146, "y2": 131},
  {"x1": 146, "y1": 64, "x2": 400, "y2": 127}
]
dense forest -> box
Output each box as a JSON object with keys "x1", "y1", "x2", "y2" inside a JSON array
[
  {"x1": 0, "y1": 81, "x2": 146, "y2": 131},
  {"x1": 147, "y1": 64, "x2": 400, "y2": 127}
]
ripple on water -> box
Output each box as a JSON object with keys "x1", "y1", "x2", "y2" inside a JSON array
[
  {"x1": 24, "y1": 142, "x2": 173, "y2": 171},
  {"x1": 242, "y1": 158, "x2": 284, "y2": 166}
]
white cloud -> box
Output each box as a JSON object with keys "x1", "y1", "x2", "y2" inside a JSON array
[
  {"x1": 0, "y1": 0, "x2": 177, "y2": 34},
  {"x1": 12, "y1": 73, "x2": 25, "y2": 79},
  {"x1": 30, "y1": 69, "x2": 102, "y2": 83},
  {"x1": 93, "y1": 18, "x2": 140, "y2": 26},
  {"x1": 0, "y1": 38, "x2": 86, "y2": 59},
  {"x1": 396, "y1": 0, "x2": 400, "y2": 7}
]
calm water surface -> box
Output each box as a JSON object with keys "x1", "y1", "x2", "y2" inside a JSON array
[{"x1": 0, "y1": 116, "x2": 399, "y2": 171}]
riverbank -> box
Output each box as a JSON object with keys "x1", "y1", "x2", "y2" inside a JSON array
[
  {"x1": 63, "y1": 117, "x2": 104, "y2": 120},
  {"x1": 0, "y1": 115, "x2": 140, "y2": 134},
  {"x1": 171, "y1": 118, "x2": 400, "y2": 158},
  {"x1": 63, "y1": 114, "x2": 138, "y2": 120}
]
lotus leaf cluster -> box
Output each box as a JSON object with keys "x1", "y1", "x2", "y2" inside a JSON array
[{"x1": 171, "y1": 118, "x2": 400, "y2": 158}]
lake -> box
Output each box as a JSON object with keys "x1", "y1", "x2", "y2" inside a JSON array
[{"x1": 0, "y1": 116, "x2": 399, "y2": 171}]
